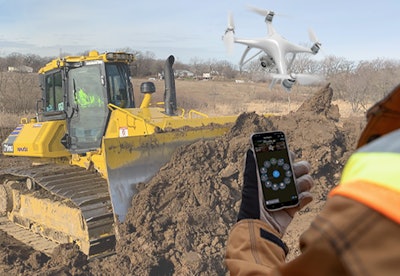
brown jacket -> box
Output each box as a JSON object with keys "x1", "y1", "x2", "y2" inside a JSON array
[{"x1": 225, "y1": 195, "x2": 400, "y2": 275}]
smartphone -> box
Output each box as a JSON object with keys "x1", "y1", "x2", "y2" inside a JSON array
[{"x1": 250, "y1": 131, "x2": 299, "y2": 211}]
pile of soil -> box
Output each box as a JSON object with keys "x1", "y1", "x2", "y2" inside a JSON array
[{"x1": 0, "y1": 84, "x2": 366, "y2": 275}]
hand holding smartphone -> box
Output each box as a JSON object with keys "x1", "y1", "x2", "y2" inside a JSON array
[{"x1": 251, "y1": 131, "x2": 299, "y2": 211}]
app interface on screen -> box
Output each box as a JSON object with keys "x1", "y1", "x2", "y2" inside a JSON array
[{"x1": 253, "y1": 133, "x2": 298, "y2": 206}]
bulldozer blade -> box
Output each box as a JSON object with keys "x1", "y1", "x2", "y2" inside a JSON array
[{"x1": 103, "y1": 127, "x2": 230, "y2": 222}]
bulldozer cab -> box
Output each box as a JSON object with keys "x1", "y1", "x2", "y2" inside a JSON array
[{"x1": 39, "y1": 52, "x2": 135, "y2": 153}]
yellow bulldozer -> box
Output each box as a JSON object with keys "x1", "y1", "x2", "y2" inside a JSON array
[{"x1": 0, "y1": 51, "x2": 238, "y2": 258}]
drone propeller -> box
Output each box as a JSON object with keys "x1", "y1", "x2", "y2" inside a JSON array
[
  {"x1": 223, "y1": 12, "x2": 235, "y2": 54},
  {"x1": 223, "y1": 32, "x2": 235, "y2": 54},
  {"x1": 247, "y1": 5, "x2": 272, "y2": 17},
  {"x1": 247, "y1": 5, "x2": 275, "y2": 22},
  {"x1": 247, "y1": 5, "x2": 290, "y2": 21},
  {"x1": 308, "y1": 28, "x2": 322, "y2": 54},
  {"x1": 270, "y1": 73, "x2": 325, "y2": 86},
  {"x1": 295, "y1": 73, "x2": 325, "y2": 85},
  {"x1": 308, "y1": 29, "x2": 319, "y2": 43},
  {"x1": 227, "y1": 11, "x2": 235, "y2": 30}
]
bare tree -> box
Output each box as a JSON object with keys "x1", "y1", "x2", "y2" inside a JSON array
[
  {"x1": 0, "y1": 73, "x2": 37, "y2": 113},
  {"x1": 211, "y1": 60, "x2": 237, "y2": 79},
  {"x1": 189, "y1": 57, "x2": 209, "y2": 77},
  {"x1": 319, "y1": 55, "x2": 356, "y2": 77}
]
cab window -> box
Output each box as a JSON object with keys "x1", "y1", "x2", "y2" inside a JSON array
[
  {"x1": 106, "y1": 63, "x2": 134, "y2": 108},
  {"x1": 45, "y1": 71, "x2": 63, "y2": 111}
]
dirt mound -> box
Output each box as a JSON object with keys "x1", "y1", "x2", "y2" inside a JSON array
[
  {"x1": 91, "y1": 84, "x2": 365, "y2": 275},
  {"x1": 0, "y1": 84, "x2": 366, "y2": 275}
]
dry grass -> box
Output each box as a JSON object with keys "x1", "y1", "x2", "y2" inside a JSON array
[
  {"x1": 332, "y1": 99, "x2": 368, "y2": 118},
  {"x1": 0, "y1": 79, "x2": 369, "y2": 140},
  {"x1": 133, "y1": 78, "x2": 369, "y2": 118},
  {"x1": 133, "y1": 78, "x2": 319, "y2": 116}
]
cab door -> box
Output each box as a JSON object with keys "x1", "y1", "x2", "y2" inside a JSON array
[
  {"x1": 40, "y1": 70, "x2": 66, "y2": 122},
  {"x1": 66, "y1": 63, "x2": 109, "y2": 153}
]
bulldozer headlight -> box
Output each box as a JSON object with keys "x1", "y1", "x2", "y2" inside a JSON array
[{"x1": 105, "y1": 53, "x2": 135, "y2": 62}]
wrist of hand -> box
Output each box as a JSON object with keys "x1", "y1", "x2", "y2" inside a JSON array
[{"x1": 260, "y1": 208, "x2": 293, "y2": 236}]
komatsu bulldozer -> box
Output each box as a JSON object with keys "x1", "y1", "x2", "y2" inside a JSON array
[{"x1": 0, "y1": 50, "x2": 238, "y2": 258}]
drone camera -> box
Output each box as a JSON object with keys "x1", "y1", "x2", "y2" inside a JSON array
[{"x1": 260, "y1": 56, "x2": 275, "y2": 68}]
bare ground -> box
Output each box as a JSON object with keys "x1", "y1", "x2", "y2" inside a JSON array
[{"x1": 0, "y1": 83, "x2": 366, "y2": 275}]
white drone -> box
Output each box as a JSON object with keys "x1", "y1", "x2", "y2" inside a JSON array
[{"x1": 223, "y1": 6, "x2": 323, "y2": 91}]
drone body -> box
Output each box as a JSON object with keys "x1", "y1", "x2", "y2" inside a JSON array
[{"x1": 223, "y1": 6, "x2": 322, "y2": 91}]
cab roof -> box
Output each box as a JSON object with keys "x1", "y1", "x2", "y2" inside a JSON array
[{"x1": 39, "y1": 50, "x2": 135, "y2": 74}]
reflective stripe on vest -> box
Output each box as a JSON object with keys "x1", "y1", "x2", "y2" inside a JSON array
[{"x1": 330, "y1": 129, "x2": 400, "y2": 224}]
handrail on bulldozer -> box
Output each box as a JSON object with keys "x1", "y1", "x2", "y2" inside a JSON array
[
  {"x1": 107, "y1": 103, "x2": 143, "y2": 119},
  {"x1": 187, "y1": 110, "x2": 209, "y2": 119},
  {"x1": 151, "y1": 101, "x2": 209, "y2": 119},
  {"x1": 107, "y1": 103, "x2": 153, "y2": 121}
]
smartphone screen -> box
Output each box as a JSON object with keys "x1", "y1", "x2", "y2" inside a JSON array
[{"x1": 251, "y1": 131, "x2": 299, "y2": 211}]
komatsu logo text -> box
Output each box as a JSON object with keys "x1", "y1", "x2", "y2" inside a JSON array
[{"x1": 17, "y1": 147, "x2": 28, "y2": 152}]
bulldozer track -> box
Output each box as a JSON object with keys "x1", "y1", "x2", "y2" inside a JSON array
[
  {"x1": 0, "y1": 216, "x2": 58, "y2": 255},
  {"x1": 0, "y1": 163, "x2": 116, "y2": 258}
]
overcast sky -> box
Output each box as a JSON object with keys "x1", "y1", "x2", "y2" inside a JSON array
[{"x1": 1, "y1": 0, "x2": 399, "y2": 65}]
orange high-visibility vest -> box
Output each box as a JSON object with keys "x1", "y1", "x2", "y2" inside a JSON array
[{"x1": 330, "y1": 129, "x2": 400, "y2": 224}]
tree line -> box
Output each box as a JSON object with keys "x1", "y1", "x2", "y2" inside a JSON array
[{"x1": 1, "y1": 49, "x2": 400, "y2": 114}]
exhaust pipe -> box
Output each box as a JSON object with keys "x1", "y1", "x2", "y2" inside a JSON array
[{"x1": 164, "y1": 55, "x2": 177, "y2": 115}]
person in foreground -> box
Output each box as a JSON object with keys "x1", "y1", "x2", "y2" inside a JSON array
[{"x1": 226, "y1": 84, "x2": 400, "y2": 275}]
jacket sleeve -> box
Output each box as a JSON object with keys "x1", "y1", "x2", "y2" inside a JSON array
[
  {"x1": 226, "y1": 191, "x2": 400, "y2": 275},
  {"x1": 225, "y1": 219, "x2": 286, "y2": 275},
  {"x1": 225, "y1": 197, "x2": 352, "y2": 276}
]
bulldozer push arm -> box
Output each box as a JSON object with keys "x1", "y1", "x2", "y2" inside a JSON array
[{"x1": 1, "y1": 51, "x2": 238, "y2": 257}]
